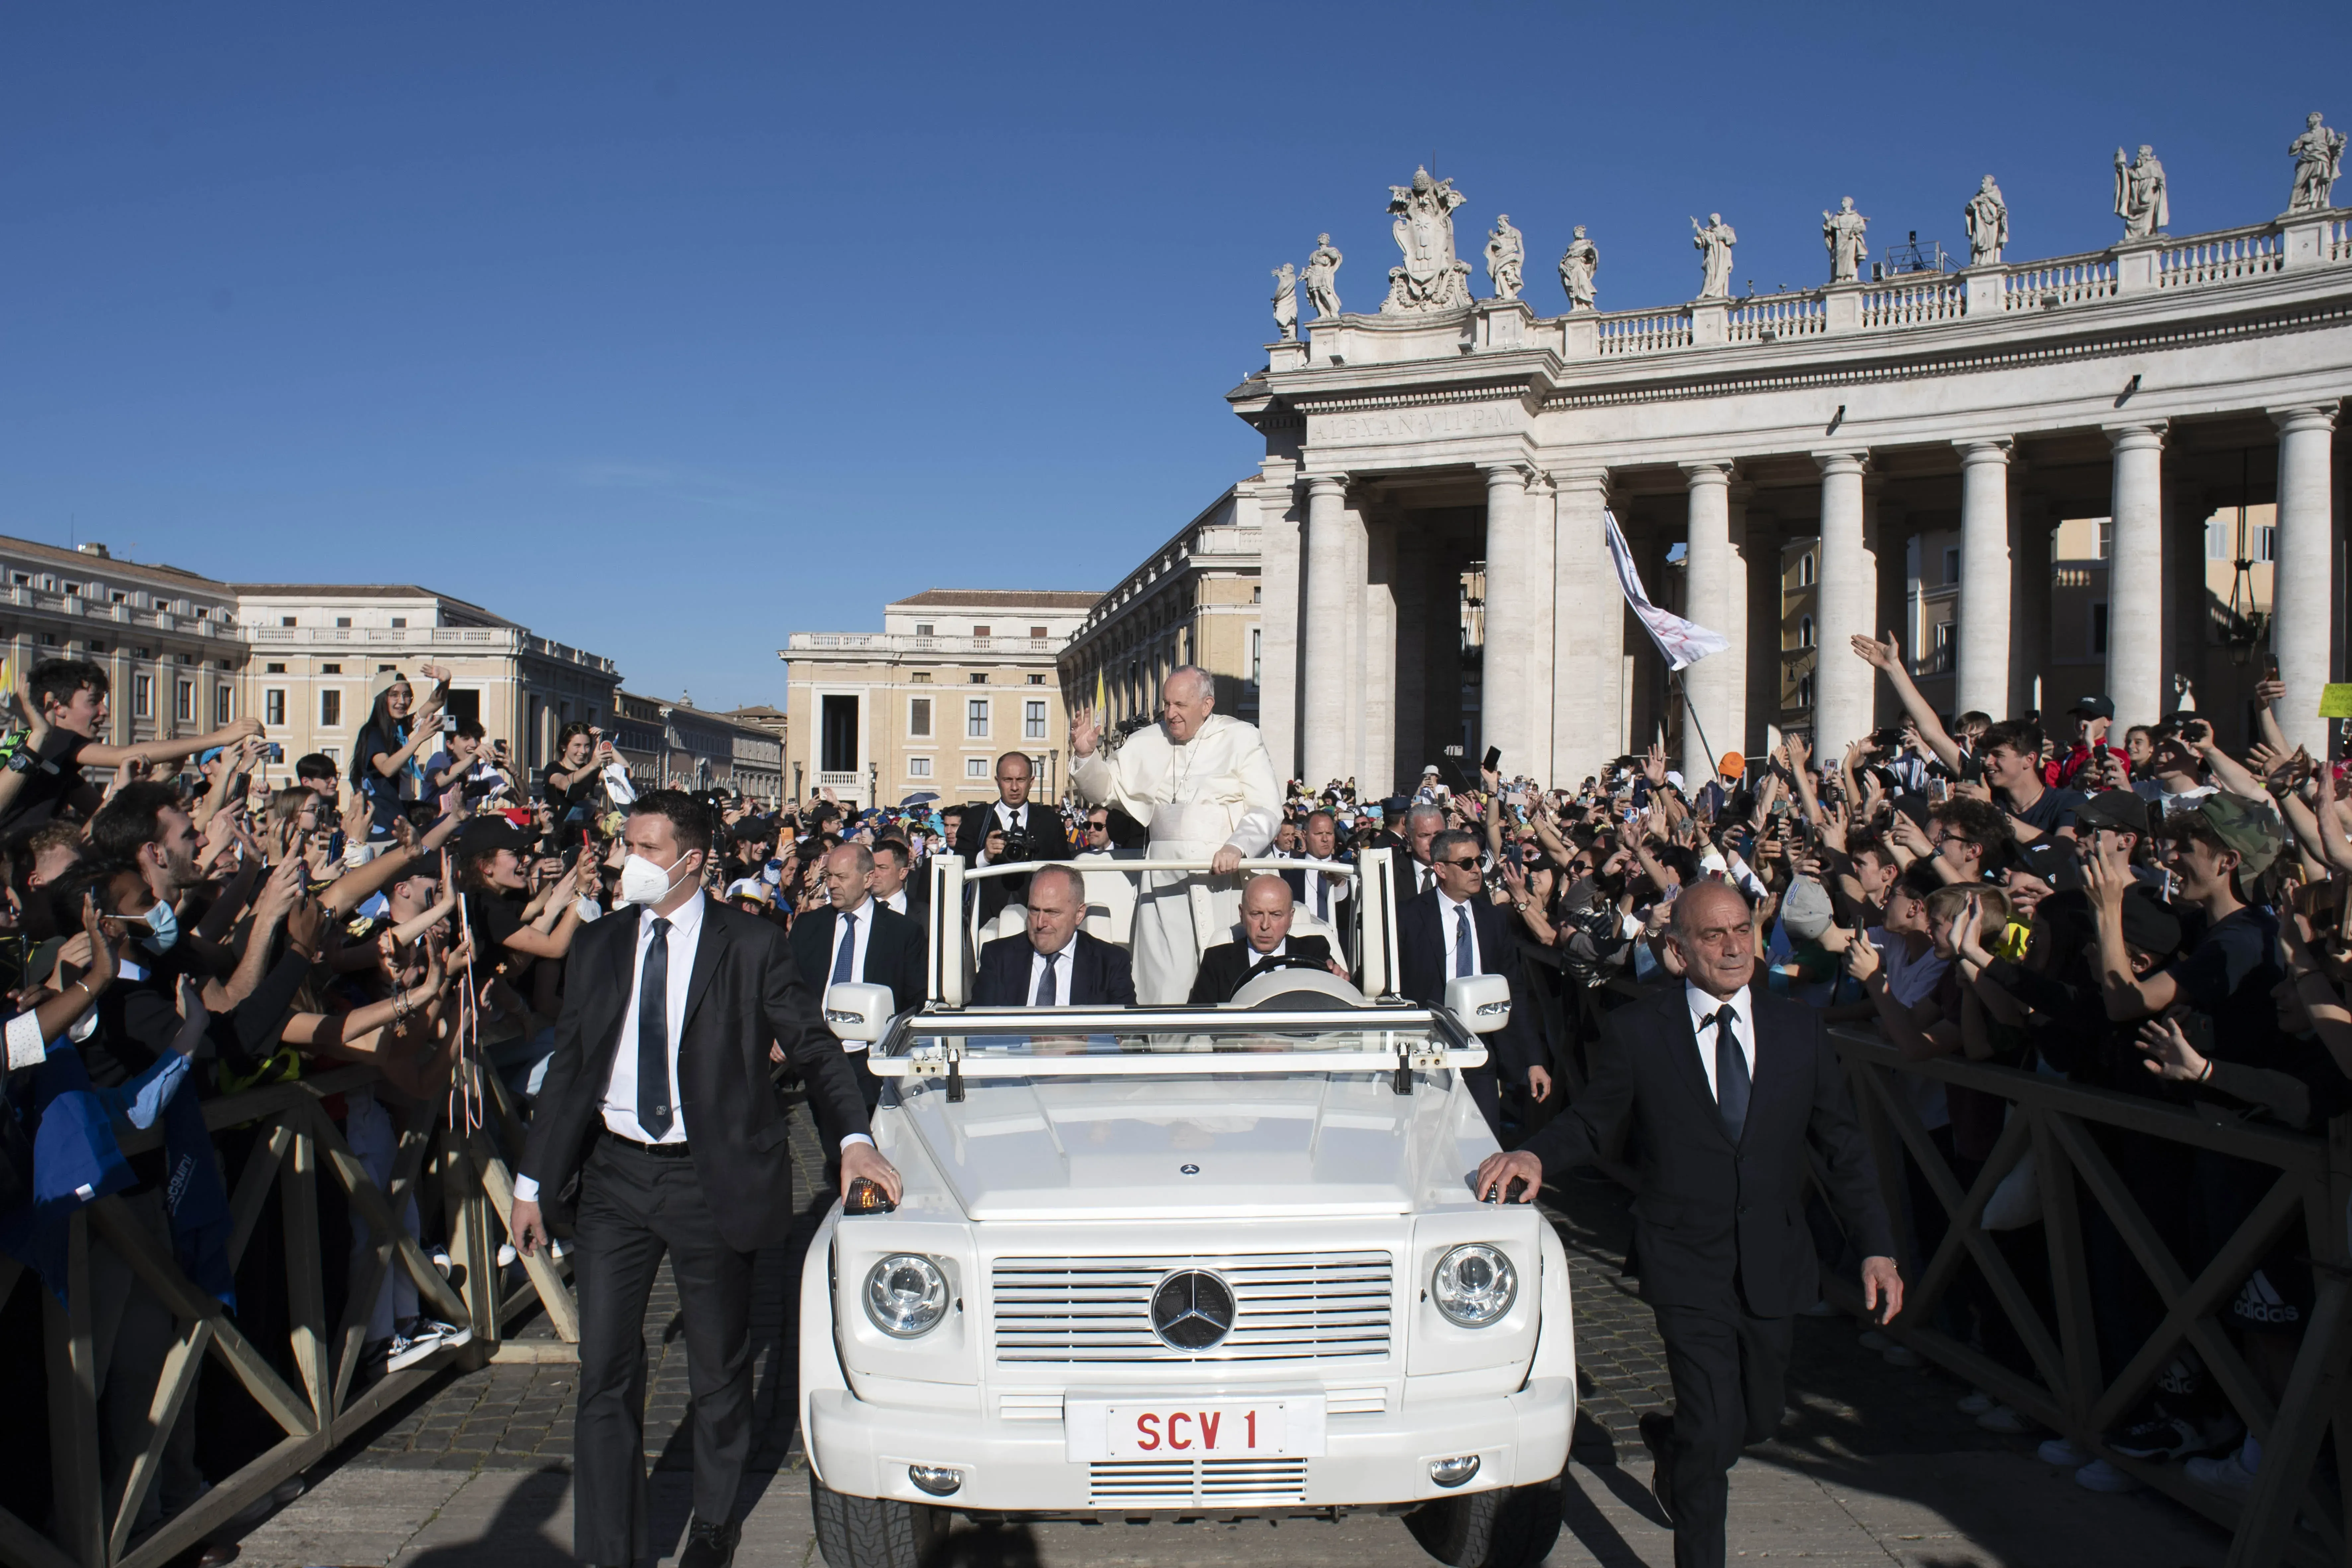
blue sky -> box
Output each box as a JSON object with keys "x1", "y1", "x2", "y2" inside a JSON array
[{"x1": 2, "y1": 4, "x2": 2344, "y2": 710}]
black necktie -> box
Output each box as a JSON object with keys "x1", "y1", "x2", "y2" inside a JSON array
[
  {"x1": 637, "y1": 917, "x2": 675, "y2": 1139},
  {"x1": 1033, "y1": 950, "x2": 1060, "y2": 1007},
  {"x1": 1314, "y1": 873, "x2": 1329, "y2": 921},
  {"x1": 1710, "y1": 1004, "x2": 1750, "y2": 1143}
]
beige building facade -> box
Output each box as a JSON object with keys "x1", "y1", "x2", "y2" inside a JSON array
[
  {"x1": 782, "y1": 589, "x2": 1100, "y2": 809},
  {"x1": 1058, "y1": 488, "x2": 1264, "y2": 732}
]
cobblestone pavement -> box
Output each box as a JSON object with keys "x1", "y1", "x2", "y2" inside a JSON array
[{"x1": 243, "y1": 1113, "x2": 2229, "y2": 1566}]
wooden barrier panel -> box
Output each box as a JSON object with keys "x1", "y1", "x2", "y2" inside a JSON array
[
  {"x1": 0, "y1": 1063, "x2": 575, "y2": 1568},
  {"x1": 1823, "y1": 1028, "x2": 2352, "y2": 1568}
]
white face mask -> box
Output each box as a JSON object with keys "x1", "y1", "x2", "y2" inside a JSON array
[{"x1": 617, "y1": 850, "x2": 693, "y2": 907}]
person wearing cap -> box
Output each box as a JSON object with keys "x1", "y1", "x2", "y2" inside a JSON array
[
  {"x1": 2133, "y1": 717, "x2": 2220, "y2": 817},
  {"x1": 1763, "y1": 876, "x2": 1843, "y2": 1004},
  {"x1": 2047, "y1": 696, "x2": 2132, "y2": 790},
  {"x1": 2003, "y1": 838, "x2": 2082, "y2": 922},
  {"x1": 2074, "y1": 789, "x2": 2172, "y2": 895}
]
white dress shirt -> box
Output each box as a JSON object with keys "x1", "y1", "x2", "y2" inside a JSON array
[
  {"x1": 1026, "y1": 942, "x2": 1076, "y2": 1006},
  {"x1": 600, "y1": 895, "x2": 706, "y2": 1143},
  {"x1": 1684, "y1": 981, "x2": 1757, "y2": 1103},
  {"x1": 883, "y1": 888, "x2": 909, "y2": 916},
  {"x1": 1302, "y1": 866, "x2": 1349, "y2": 924},
  {"x1": 1435, "y1": 888, "x2": 1482, "y2": 975}
]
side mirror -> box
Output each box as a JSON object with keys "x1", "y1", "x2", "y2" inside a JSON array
[
  {"x1": 823, "y1": 982, "x2": 896, "y2": 1044},
  {"x1": 1444, "y1": 974, "x2": 1512, "y2": 1035}
]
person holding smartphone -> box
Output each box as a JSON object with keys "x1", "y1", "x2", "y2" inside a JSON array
[{"x1": 2133, "y1": 716, "x2": 2220, "y2": 817}]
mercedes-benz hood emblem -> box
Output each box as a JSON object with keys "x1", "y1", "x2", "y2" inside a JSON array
[{"x1": 1149, "y1": 1269, "x2": 1236, "y2": 1351}]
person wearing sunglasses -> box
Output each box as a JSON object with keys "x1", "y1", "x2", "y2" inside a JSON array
[{"x1": 1394, "y1": 828, "x2": 1538, "y2": 1137}]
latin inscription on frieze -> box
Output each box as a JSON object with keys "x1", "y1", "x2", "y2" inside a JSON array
[{"x1": 1319, "y1": 403, "x2": 1517, "y2": 443}]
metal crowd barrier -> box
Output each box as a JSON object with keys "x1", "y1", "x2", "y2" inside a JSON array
[
  {"x1": 0, "y1": 1063, "x2": 576, "y2": 1568},
  {"x1": 1822, "y1": 1026, "x2": 2352, "y2": 1568}
]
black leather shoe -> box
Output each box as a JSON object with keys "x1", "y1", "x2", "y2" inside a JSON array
[
  {"x1": 1639, "y1": 1410, "x2": 1678, "y2": 1527},
  {"x1": 678, "y1": 1517, "x2": 740, "y2": 1568}
]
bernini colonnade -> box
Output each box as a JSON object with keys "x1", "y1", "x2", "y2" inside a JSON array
[{"x1": 1229, "y1": 164, "x2": 2352, "y2": 789}]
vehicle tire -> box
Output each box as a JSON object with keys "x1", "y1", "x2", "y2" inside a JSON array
[
  {"x1": 1404, "y1": 1470, "x2": 1564, "y2": 1568},
  {"x1": 809, "y1": 1470, "x2": 947, "y2": 1568}
]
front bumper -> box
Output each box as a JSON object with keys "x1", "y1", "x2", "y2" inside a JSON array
[{"x1": 806, "y1": 1379, "x2": 1574, "y2": 1514}]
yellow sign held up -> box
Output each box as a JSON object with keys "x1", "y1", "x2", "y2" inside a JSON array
[{"x1": 2319, "y1": 684, "x2": 2352, "y2": 720}]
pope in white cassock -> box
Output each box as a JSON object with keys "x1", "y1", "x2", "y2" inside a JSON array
[{"x1": 1071, "y1": 666, "x2": 1282, "y2": 1004}]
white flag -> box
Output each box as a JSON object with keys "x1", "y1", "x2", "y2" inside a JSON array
[{"x1": 1604, "y1": 509, "x2": 1729, "y2": 672}]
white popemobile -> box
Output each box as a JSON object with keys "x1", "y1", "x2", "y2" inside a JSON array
[{"x1": 799, "y1": 848, "x2": 1574, "y2": 1568}]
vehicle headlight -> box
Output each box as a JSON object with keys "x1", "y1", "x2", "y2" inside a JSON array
[
  {"x1": 1431, "y1": 1243, "x2": 1516, "y2": 1327},
  {"x1": 863, "y1": 1254, "x2": 950, "y2": 1337}
]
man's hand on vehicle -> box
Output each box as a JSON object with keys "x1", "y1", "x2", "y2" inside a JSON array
[
  {"x1": 842, "y1": 1141, "x2": 903, "y2": 1204},
  {"x1": 1210, "y1": 845, "x2": 1243, "y2": 876},
  {"x1": 1473, "y1": 1149, "x2": 1544, "y2": 1204}
]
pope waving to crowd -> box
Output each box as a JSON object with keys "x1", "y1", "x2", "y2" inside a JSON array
[{"x1": 1071, "y1": 666, "x2": 1282, "y2": 1003}]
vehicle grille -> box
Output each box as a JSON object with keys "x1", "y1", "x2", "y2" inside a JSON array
[
  {"x1": 990, "y1": 1251, "x2": 1393, "y2": 1363},
  {"x1": 1088, "y1": 1459, "x2": 1308, "y2": 1507}
]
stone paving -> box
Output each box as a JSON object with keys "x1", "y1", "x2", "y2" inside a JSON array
[{"x1": 229, "y1": 1114, "x2": 2232, "y2": 1566}]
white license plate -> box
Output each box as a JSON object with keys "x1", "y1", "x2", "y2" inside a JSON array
[{"x1": 1065, "y1": 1397, "x2": 1327, "y2": 1460}]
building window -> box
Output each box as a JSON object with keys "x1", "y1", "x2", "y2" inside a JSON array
[
  {"x1": 2096, "y1": 520, "x2": 2112, "y2": 560},
  {"x1": 1943, "y1": 546, "x2": 1961, "y2": 585},
  {"x1": 1798, "y1": 615, "x2": 1814, "y2": 648},
  {"x1": 2091, "y1": 602, "x2": 2109, "y2": 657},
  {"x1": 1797, "y1": 674, "x2": 1814, "y2": 709},
  {"x1": 1797, "y1": 553, "x2": 1816, "y2": 587},
  {"x1": 265, "y1": 689, "x2": 286, "y2": 726},
  {"x1": 911, "y1": 670, "x2": 932, "y2": 683},
  {"x1": 907, "y1": 756, "x2": 933, "y2": 778},
  {"x1": 914, "y1": 623, "x2": 934, "y2": 636},
  {"x1": 320, "y1": 689, "x2": 343, "y2": 727},
  {"x1": 968, "y1": 672, "x2": 987, "y2": 684},
  {"x1": 335, "y1": 616, "x2": 352, "y2": 628},
  {"x1": 1027, "y1": 673, "x2": 1046, "y2": 685},
  {"x1": 965, "y1": 757, "x2": 988, "y2": 779},
  {"x1": 322, "y1": 663, "x2": 341, "y2": 674},
  {"x1": 265, "y1": 661, "x2": 286, "y2": 674},
  {"x1": 1024, "y1": 700, "x2": 1046, "y2": 740},
  {"x1": 134, "y1": 674, "x2": 152, "y2": 718},
  {"x1": 910, "y1": 697, "x2": 932, "y2": 737},
  {"x1": 175, "y1": 679, "x2": 194, "y2": 723},
  {"x1": 390, "y1": 617, "x2": 407, "y2": 629},
  {"x1": 972, "y1": 625, "x2": 991, "y2": 638},
  {"x1": 1251, "y1": 628, "x2": 1262, "y2": 686},
  {"x1": 1029, "y1": 626, "x2": 1046, "y2": 639},
  {"x1": 281, "y1": 616, "x2": 296, "y2": 627},
  {"x1": 820, "y1": 694, "x2": 858, "y2": 772},
  {"x1": 967, "y1": 699, "x2": 989, "y2": 738},
  {"x1": 214, "y1": 685, "x2": 231, "y2": 725}
]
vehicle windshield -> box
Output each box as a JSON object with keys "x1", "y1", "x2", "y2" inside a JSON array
[{"x1": 882, "y1": 1022, "x2": 1448, "y2": 1059}]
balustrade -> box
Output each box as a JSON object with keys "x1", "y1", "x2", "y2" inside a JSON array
[
  {"x1": 1725, "y1": 292, "x2": 1827, "y2": 342},
  {"x1": 1859, "y1": 276, "x2": 1965, "y2": 328},
  {"x1": 1592, "y1": 307, "x2": 1694, "y2": 355},
  {"x1": 2159, "y1": 224, "x2": 2284, "y2": 288},
  {"x1": 2003, "y1": 254, "x2": 2120, "y2": 311}
]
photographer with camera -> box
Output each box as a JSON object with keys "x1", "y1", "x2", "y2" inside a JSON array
[{"x1": 953, "y1": 749, "x2": 1071, "y2": 926}]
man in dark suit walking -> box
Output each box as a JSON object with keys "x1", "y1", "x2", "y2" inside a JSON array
[
  {"x1": 971, "y1": 863, "x2": 1135, "y2": 1006},
  {"x1": 953, "y1": 750, "x2": 1073, "y2": 925},
  {"x1": 1396, "y1": 829, "x2": 1544, "y2": 1136},
  {"x1": 788, "y1": 844, "x2": 927, "y2": 1179},
  {"x1": 1191, "y1": 873, "x2": 1344, "y2": 1002},
  {"x1": 1279, "y1": 808, "x2": 1354, "y2": 961},
  {"x1": 510, "y1": 792, "x2": 901, "y2": 1568},
  {"x1": 1475, "y1": 881, "x2": 1902, "y2": 1568}
]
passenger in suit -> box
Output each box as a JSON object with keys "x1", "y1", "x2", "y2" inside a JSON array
[
  {"x1": 1279, "y1": 808, "x2": 1354, "y2": 960},
  {"x1": 971, "y1": 863, "x2": 1136, "y2": 1006},
  {"x1": 869, "y1": 836, "x2": 928, "y2": 931},
  {"x1": 1189, "y1": 874, "x2": 1345, "y2": 1003},
  {"x1": 787, "y1": 844, "x2": 926, "y2": 1183},
  {"x1": 952, "y1": 751, "x2": 1074, "y2": 925},
  {"x1": 1475, "y1": 881, "x2": 1901, "y2": 1568},
  {"x1": 511, "y1": 792, "x2": 899, "y2": 1568},
  {"x1": 1395, "y1": 829, "x2": 1544, "y2": 1136}
]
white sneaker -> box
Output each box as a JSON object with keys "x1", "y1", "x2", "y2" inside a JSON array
[
  {"x1": 1976, "y1": 1404, "x2": 2032, "y2": 1434},
  {"x1": 1958, "y1": 1391, "x2": 1996, "y2": 1415},
  {"x1": 549, "y1": 1239, "x2": 566, "y2": 1260},
  {"x1": 386, "y1": 1319, "x2": 474, "y2": 1373},
  {"x1": 496, "y1": 1243, "x2": 519, "y2": 1267},
  {"x1": 2038, "y1": 1436, "x2": 2091, "y2": 1466},
  {"x1": 2075, "y1": 1459, "x2": 2139, "y2": 1494},
  {"x1": 2185, "y1": 1452, "x2": 2257, "y2": 1492},
  {"x1": 430, "y1": 1247, "x2": 453, "y2": 1276}
]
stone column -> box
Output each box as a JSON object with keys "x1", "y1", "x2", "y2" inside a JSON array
[
  {"x1": 2008, "y1": 477, "x2": 2049, "y2": 721},
  {"x1": 1524, "y1": 473, "x2": 1557, "y2": 778},
  {"x1": 1340, "y1": 491, "x2": 1367, "y2": 786},
  {"x1": 2105, "y1": 423, "x2": 2168, "y2": 729},
  {"x1": 1813, "y1": 453, "x2": 1874, "y2": 749},
  {"x1": 1552, "y1": 469, "x2": 1621, "y2": 786},
  {"x1": 1363, "y1": 518, "x2": 1399, "y2": 793},
  {"x1": 1480, "y1": 463, "x2": 1544, "y2": 777},
  {"x1": 1954, "y1": 439, "x2": 2013, "y2": 721},
  {"x1": 1250, "y1": 472, "x2": 1303, "y2": 780},
  {"x1": 1742, "y1": 506, "x2": 1781, "y2": 755},
  {"x1": 2167, "y1": 477, "x2": 2209, "y2": 713},
  {"x1": 1725, "y1": 480, "x2": 1753, "y2": 761},
  {"x1": 1680, "y1": 461, "x2": 1735, "y2": 778},
  {"x1": 1866, "y1": 482, "x2": 1903, "y2": 729},
  {"x1": 2271, "y1": 406, "x2": 2340, "y2": 757},
  {"x1": 1301, "y1": 474, "x2": 1353, "y2": 784}
]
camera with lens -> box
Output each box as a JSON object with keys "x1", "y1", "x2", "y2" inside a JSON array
[{"x1": 996, "y1": 822, "x2": 1036, "y2": 863}]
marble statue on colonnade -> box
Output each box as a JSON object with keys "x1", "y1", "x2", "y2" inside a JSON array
[
  {"x1": 2114, "y1": 144, "x2": 2169, "y2": 238},
  {"x1": 1271, "y1": 262, "x2": 1298, "y2": 341},
  {"x1": 1485, "y1": 214, "x2": 1525, "y2": 301},
  {"x1": 1304, "y1": 233, "x2": 1344, "y2": 318},
  {"x1": 1557, "y1": 225, "x2": 1598, "y2": 310},
  {"x1": 2288, "y1": 112, "x2": 2345, "y2": 214},
  {"x1": 1381, "y1": 167, "x2": 1473, "y2": 314},
  {"x1": 1964, "y1": 175, "x2": 2009, "y2": 265},
  {"x1": 1822, "y1": 197, "x2": 1869, "y2": 283},
  {"x1": 1691, "y1": 212, "x2": 1736, "y2": 299}
]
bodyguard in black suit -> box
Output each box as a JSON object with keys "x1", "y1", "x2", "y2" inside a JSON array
[
  {"x1": 971, "y1": 863, "x2": 1137, "y2": 1006},
  {"x1": 511, "y1": 793, "x2": 900, "y2": 1568},
  {"x1": 952, "y1": 751, "x2": 1073, "y2": 925},
  {"x1": 869, "y1": 836, "x2": 929, "y2": 932},
  {"x1": 788, "y1": 843, "x2": 926, "y2": 1181},
  {"x1": 1395, "y1": 830, "x2": 1543, "y2": 1136},
  {"x1": 1190, "y1": 872, "x2": 1340, "y2": 1003},
  {"x1": 1475, "y1": 882, "x2": 1902, "y2": 1568},
  {"x1": 1279, "y1": 808, "x2": 1354, "y2": 961}
]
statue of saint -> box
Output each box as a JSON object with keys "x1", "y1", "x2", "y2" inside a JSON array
[
  {"x1": 1303, "y1": 233, "x2": 1344, "y2": 319},
  {"x1": 1484, "y1": 214, "x2": 1525, "y2": 302},
  {"x1": 1822, "y1": 197, "x2": 1869, "y2": 283},
  {"x1": 1557, "y1": 225, "x2": 1598, "y2": 311},
  {"x1": 1380, "y1": 167, "x2": 1473, "y2": 315},
  {"x1": 1964, "y1": 175, "x2": 2009, "y2": 265},
  {"x1": 2288, "y1": 112, "x2": 2346, "y2": 214},
  {"x1": 1270, "y1": 263, "x2": 1298, "y2": 341},
  {"x1": 2113, "y1": 144, "x2": 2168, "y2": 239},
  {"x1": 1690, "y1": 212, "x2": 1736, "y2": 300}
]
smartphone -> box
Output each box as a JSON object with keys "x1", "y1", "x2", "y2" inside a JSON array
[
  {"x1": 1483, "y1": 745, "x2": 1502, "y2": 773},
  {"x1": 440, "y1": 714, "x2": 458, "y2": 733}
]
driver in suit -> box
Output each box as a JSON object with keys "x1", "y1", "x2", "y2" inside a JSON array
[{"x1": 1189, "y1": 874, "x2": 1345, "y2": 1003}]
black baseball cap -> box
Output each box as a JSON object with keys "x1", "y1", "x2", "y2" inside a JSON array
[
  {"x1": 2008, "y1": 837, "x2": 2084, "y2": 889},
  {"x1": 2069, "y1": 695, "x2": 2116, "y2": 720},
  {"x1": 2075, "y1": 789, "x2": 2153, "y2": 836}
]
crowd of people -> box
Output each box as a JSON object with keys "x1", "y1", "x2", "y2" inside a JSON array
[{"x1": 1, "y1": 626, "x2": 2342, "y2": 1553}]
